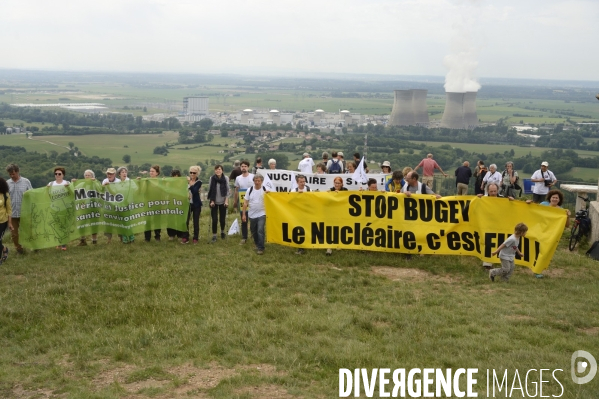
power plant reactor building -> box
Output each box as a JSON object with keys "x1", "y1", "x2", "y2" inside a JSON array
[
  {"x1": 388, "y1": 89, "x2": 429, "y2": 127},
  {"x1": 183, "y1": 96, "x2": 209, "y2": 122},
  {"x1": 440, "y1": 92, "x2": 478, "y2": 129}
]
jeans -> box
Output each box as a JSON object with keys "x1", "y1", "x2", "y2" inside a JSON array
[
  {"x1": 239, "y1": 211, "x2": 248, "y2": 239},
  {"x1": 249, "y1": 215, "x2": 266, "y2": 251}
]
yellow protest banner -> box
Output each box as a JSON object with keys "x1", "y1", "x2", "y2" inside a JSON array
[{"x1": 265, "y1": 191, "x2": 567, "y2": 273}]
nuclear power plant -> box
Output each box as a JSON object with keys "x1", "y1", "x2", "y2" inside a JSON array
[
  {"x1": 440, "y1": 92, "x2": 478, "y2": 129},
  {"x1": 388, "y1": 89, "x2": 429, "y2": 127}
]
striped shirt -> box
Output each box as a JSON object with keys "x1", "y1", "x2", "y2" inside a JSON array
[{"x1": 7, "y1": 176, "x2": 32, "y2": 218}]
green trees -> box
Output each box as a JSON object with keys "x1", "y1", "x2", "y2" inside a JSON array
[{"x1": 123, "y1": 154, "x2": 131, "y2": 163}]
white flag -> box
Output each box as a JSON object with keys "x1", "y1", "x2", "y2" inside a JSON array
[
  {"x1": 352, "y1": 156, "x2": 368, "y2": 185},
  {"x1": 290, "y1": 171, "x2": 298, "y2": 192},
  {"x1": 228, "y1": 218, "x2": 239, "y2": 235},
  {"x1": 262, "y1": 170, "x2": 275, "y2": 192}
]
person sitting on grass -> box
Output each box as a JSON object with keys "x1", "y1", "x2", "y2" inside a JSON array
[{"x1": 489, "y1": 223, "x2": 528, "y2": 282}]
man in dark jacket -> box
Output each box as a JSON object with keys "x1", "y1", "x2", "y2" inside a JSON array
[{"x1": 455, "y1": 161, "x2": 472, "y2": 195}]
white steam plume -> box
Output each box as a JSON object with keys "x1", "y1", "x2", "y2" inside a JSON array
[{"x1": 444, "y1": 1, "x2": 482, "y2": 92}]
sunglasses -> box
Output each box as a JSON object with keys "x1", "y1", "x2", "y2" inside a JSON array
[
  {"x1": 189, "y1": 172, "x2": 197, "y2": 174},
  {"x1": 55, "y1": 172, "x2": 63, "y2": 176}
]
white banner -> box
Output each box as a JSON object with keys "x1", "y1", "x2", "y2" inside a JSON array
[{"x1": 257, "y1": 169, "x2": 391, "y2": 192}]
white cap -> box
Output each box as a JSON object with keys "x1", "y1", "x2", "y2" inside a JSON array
[{"x1": 541, "y1": 161, "x2": 549, "y2": 167}]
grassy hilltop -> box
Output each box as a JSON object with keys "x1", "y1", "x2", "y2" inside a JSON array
[{"x1": 0, "y1": 214, "x2": 598, "y2": 398}]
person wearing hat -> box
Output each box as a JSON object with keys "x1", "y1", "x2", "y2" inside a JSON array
[
  {"x1": 268, "y1": 159, "x2": 277, "y2": 170},
  {"x1": 102, "y1": 168, "x2": 120, "y2": 186},
  {"x1": 530, "y1": 161, "x2": 557, "y2": 203},
  {"x1": 381, "y1": 161, "x2": 391, "y2": 174},
  {"x1": 298, "y1": 152, "x2": 315, "y2": 174}
]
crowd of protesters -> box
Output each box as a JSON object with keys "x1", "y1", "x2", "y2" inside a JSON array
[{"x1": 0, "y1": 154, "x2": 571, "y2": 273}]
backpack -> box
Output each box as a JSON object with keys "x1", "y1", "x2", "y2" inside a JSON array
[
  {"x1": 247, "y1": 185, "x2": 266, "y2": 197},
  {"x1": 328, "y1": 159, "x2": 342, "y2": 174},
  {"x1": 502, "y1": 170, "x2": 522, "y2": 197}
]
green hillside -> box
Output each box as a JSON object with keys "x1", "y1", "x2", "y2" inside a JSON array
[{"x1": 0, "y1": 217, "x2": 597, "y2": 398}]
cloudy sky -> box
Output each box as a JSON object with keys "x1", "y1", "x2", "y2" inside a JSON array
[{"x1": 1, "y1": 0, "x2": 597, "y2": 81}]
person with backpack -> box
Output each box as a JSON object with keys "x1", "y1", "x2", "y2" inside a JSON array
[
  {"x1": 326, "y1": 151, "x2": 343, "y2": 174},
  {"x1": 0, "y1": 177, "x2": 13, "y2": 265},
  {"x1": 500, "y1": 161, "x2": 520, "y2": 198},
  {"x1": 400, "y1": 171, "x2": 442, "y2": 199},
  {"x1": 242, "y1": 174, "x2": 269, "y2": 255}
]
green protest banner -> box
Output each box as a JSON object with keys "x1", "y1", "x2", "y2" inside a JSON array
[{"x1": 19, "y1": 178, "x2": 189, "y2": 249}]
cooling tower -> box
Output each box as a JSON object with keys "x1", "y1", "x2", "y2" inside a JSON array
[
  {"x1": 441, "y1": 92, "x2": 467, "y2": 129},
  {"x1": 389, "y1": 90, "x2": 415, "y2": 126},
  {"x1": 412, "y1": 89, "x2": 429, "y2": 126},
  {"x1": 463, "y1": 92, "x2": 478, "y2": 129}
]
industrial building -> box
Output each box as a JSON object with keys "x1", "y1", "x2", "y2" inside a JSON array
[
  {"x1": 388, "y1": 89, "x2": 429, "y2": 127},
  {"x1": 183, "y1": 96, "x2": 209, "y2": 122},
  {"x1": 440, "y1": 92, "x2": 479, "y2": 130}
]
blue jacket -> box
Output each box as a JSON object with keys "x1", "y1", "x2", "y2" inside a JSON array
[
  {"x1": 188, "y1": 180, "x2": 202, "y2": 209},
  {"x1": 385, "y1": 179, "x2": 404, "y2": 192}
]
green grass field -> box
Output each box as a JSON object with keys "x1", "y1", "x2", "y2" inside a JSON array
[{"x1": 0, "y1": 213, "x2": 597, "y2": 398}]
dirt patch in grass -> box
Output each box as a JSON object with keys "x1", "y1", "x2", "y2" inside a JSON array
[
  {"x1": 89, "y1": 361, "x2": 285, "y2": 397},
  {"x1": 11, "y1": 386, "x2": 56, "y2": 399},
  {"x1": 234, "y1": 384, "x2": 296, "y2": 399},
  {"x1": 542, "y1": 268, "x2": 565, "y2": 278},
  {"x1": 371, "y1": 266, "x2": 457, "y2": 283},
  {"x1": 578, "y1": 327, "x2": 599, "y2": 335}
]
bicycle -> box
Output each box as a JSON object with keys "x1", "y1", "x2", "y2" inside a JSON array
[{"x1": 569, "y1": 196, "x2": 592, "y2": 251}]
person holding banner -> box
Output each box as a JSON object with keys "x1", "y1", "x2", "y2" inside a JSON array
[
  {"x1": 72, "y1": 170, "x2": 99, "y2": 246},
  {"x1": 144, "y1": 165, "x2": 162, "y2": 242},
  {"x1": 346, "y1": 161, "x2": 356, "y2": 175},
  {"x1": 234, "y1": 160, "x2": 254, "y2": 245},
  {"x1": 242, "y1": 174, "x2": 269, "y2": 255},
  {"x1": 117, "y1": 166, "x2": 136, "y2": 244},
  {"x1": 208, "y1": 165, "x2": 230, "y2": 243},
  {"x1": 401, "y1": 171, "x2": 441, "y2": 199},
  {"x1": 268, "y1": 159, "x2": 277, "y2": 170},
  {"x1": 385, "y1": 171, "x2": 404, "y2": 193},
  {"x1": 48, "y1": 167, "x2": 70, "y2": 250},
  {"x1": 117, "y1": 166, "x2": 130, "y2": 182},
  {"x1": 294, "y1": 175, "x2": 311, "y2": 192},
  {"x1": 315, "y1": 163, "x2": 327, "y2": 175},
  {"x1": 381, "y1": 161, "x2": 392, "y2": 174},
  {"x1": 0, "y1": 178, "x2": 13, "y2": 265},
  {"x1": 326, "y1": 176, "x2": 348, "y2": 256},
  {"x1": 102, "y1": 168, "x2": 121, "y2": 244},
  {"x1": 48, "y1": 167, "x2": 70, "y2": 187}
]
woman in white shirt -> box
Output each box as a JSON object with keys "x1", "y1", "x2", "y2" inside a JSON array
[{"x1": 482, "y1": 164, "x2": 502, "y2": 195}]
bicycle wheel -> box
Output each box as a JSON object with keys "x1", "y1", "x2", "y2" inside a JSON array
[{"x1": 569, "y1": 223, "x2": 580, "y2": 251}]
